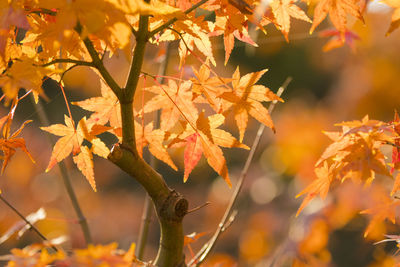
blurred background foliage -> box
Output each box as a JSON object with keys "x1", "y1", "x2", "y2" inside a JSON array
[{"x1": 1, "y1": 1, "x2": 400, "y2": 266}]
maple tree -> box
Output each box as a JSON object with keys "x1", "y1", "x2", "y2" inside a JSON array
[{"x1": 1, "y1": 0, "x2": 400, "y2": 266}]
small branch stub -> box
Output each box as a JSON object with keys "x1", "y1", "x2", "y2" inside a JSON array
[
  {"x1": 160, "y1": 190, "x2": 188, "y2": 221},
  {"x1": 108, "y1": 143, "x2": 123, "y2": 161}
]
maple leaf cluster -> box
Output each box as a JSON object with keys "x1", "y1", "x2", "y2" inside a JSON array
[
  {"x1": 4, "y1": 241, "x2": 147, "y2": 267},
  {"x1": 296, "y1": 113, "x2": 400, "y2": 235},
  {"x1": 0, "y1": 0, "x2": 397, "y2": 104},
  {"x1": 0, "y1": 0, "x2": 396, "y2": 218},
  {"x1": 70, "y1": 65, "x2": 280, "y2": 188}
]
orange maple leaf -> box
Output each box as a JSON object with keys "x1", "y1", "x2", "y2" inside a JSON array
[
  {"x1": 0, "y1": 2, "x2": 29, "y2": 62},
  {"x1": 41, "y1": 116, "x2": 107, "y2": 191},
  {"x1": 172, "y1": 111, "x2": 249, "y2": 185},
  {"x1": 41, "y1": 115, "x2": 85, "y2": 172},
  {"x1": 191, "y1": 62, "x2": 231, "y2": 112},
  {"x1": 316, "y1": 116, "x2": 392, "y2": 168},
  {"x1": 361, "y1": 194, "x2": 400, "y2": 238},
  {"x1": 310, "y1": 0, "x2": 364, "y2": 36},
  {"x1": 220, "y1": 67, "x2": 283, "y2": 142},
  {"x1": 339, "y1": 136, "x2": 390, "y2": 185},
  {"x1": 73, "y1": 146, "x2": 96, "y2": 191},
  {"x1": 391, "y1": 110, "x2": 400, "y2": 174},
  {"x1": 391, "y1": 172, "x2": 400, "y2": 196},
  {"x1": 0, "y1": 57, "x2": 52, "y2": 100},
  {"x1": 174, "y1": 18, "x2": 216, "y2": 67},
  {"x1": 72, "y1": 80, "x2": 121, "y2": 129},
  {"x1": 270, "y1": 0, "x2": 311, "y2": 41},
  {"x1": 143, "y1": 80, "x2": 198, "y2": 131},
  {"x1": 184, "y1": 231, "x2": 208, "y2": 258},
  {"x1": 319, "y1": 28, "x2": 360, "y2": 52},
  {"x1": 134, "y1": 121, "x2": 177, "y2": 171},
  {"x1": 298, "y1": 116, "x2": 394, "y2": 216},
  {"x1": 296, "y1": 161, "x2": 334, "y2": 216},
  {"x1": 213, "y1": 13, "x2": 258, "y2": 65},
  {"x1": 0, "y1": 116, "x2": 35, "y2": 174},
  {"x1": 25, "y1": 13, "x2": 86, "y2": 60}
]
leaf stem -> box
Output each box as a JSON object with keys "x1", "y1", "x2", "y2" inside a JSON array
[{"x1": 188, "y1": 77, "x2": 291, "y2": 266}]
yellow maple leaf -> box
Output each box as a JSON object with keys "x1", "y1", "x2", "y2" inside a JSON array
[
  {"x1": 220, "y1": 67, "x2": 283, "y2": 142},
  {"x1": 191, "y1": 62, "x2": 231, "y2": 111},
  {"x1": 143, "y1": 80, "x2": 198, "y2": 131},
  {"x1": 0, "y1": 57, "x2": 51, "y2": 100},
  {"x1": 41, "y1": 115, "x2": 86, "y2": 172},
  {"x1": 296, "y1": 161, "x2": 334, "y2": 216},
  {"x1": 172, "y1": 111, "x2": 248, "y2": 185},
  {"x1": 361, "y1": 193, "x2": 400, "y2": 238},
  {"x1": 134, "y1": 121, "x2": 178, "y2": 171},
  {"x1": 72, "y1": 79, "x2": 121, "y2": 130},
  {"x1": 73, "y1": 145, "x2": 96, "y2": 191},
  {"x1": 0, "y1": 116, "x2": 35, "y2": 174},
  {"x1": 270, "y1": 0, "x2": 311, "y2": 41},
  {"x1": 310, "y1": 0, "x2": 364, "y2": 36}
]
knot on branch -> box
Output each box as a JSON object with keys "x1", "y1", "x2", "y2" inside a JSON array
[
  {"x1": 108, "y1": 143, "x2": 123, "y2": 162},
  {"x1": 160, "y1": 190, "x2": 188, "y2": 222},
  {"x1": 108, "y1": 143, "x2": 138, "y2": 163}
]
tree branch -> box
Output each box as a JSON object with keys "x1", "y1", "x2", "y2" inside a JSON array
[
  {"x1": 107, "y1": 144, "x2": 188, "y2": 266},
  {"x1": 119, "y1": 13, "x2": 150, "y2": 148},
  {"x1": 124, "y1": 14, "x2": 149, "y2": 102},
  {"x1": 136, "y1": 42, "x2": 172, "y2": 260},
  {"x1": 108, "y1": 12, "x2": 189, "y2": 265},
  {"x1": 75, "y1": 23, "x2": 122, "y2": 98},
  {"x1": 148, "y1": 0, "x2": 209, "y2": 38},
  {"x1": 188, "y1": 78, "x2": 291, "y2": 266},
  {"x1": 39, "y1": 59, "x2": 94, "y2": 68}
]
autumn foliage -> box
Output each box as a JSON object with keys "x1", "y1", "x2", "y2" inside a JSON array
[{"x1": 1, "y1": 0, "x2": 400, "y2": 266}]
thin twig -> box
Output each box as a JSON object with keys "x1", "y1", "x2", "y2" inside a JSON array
[
  {"x1": 188, "y1": 77, "x2": 291, "y2": 266},
  {"x1": 136, "y1": 194, "x2": 153, "y2": 259},
  {"x1": 0, "y1": 194, "x2": 59, "y2": 252},
  {"x1": 148, "y1": 0, "x2": 209, "y2": 37},
  {"x1": 31, "y1": 95, "x2": 92, "y2": 245},
  {"x1": 136, "y1": 42, "x2": 172, "y2": 260},
  {"x1": 221, "y1": 210, "x2": 237, "y2": 232},
  {"x1": 59, "y1": 64, "x2": 83, "y2": 82},
  {"x1": 186, "y1": 202, "x2": 211, "y2": 214}
]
